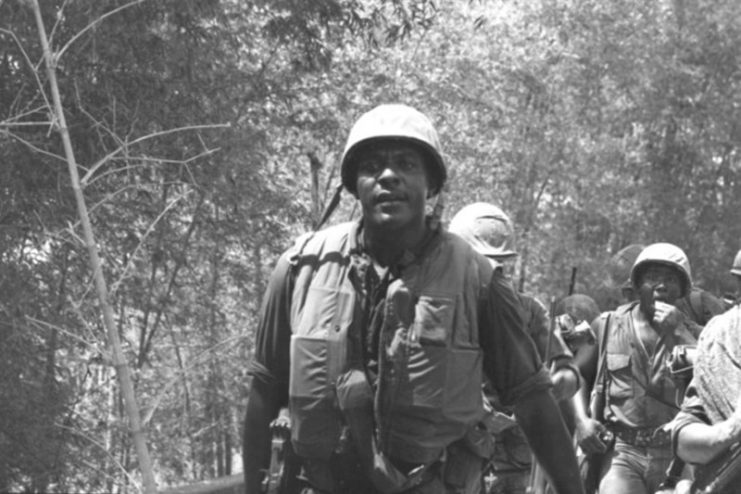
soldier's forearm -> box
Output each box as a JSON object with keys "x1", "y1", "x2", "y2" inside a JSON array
[
  {"x1": 677, "y1": 419, "x2": 741, "y2": 465},
  {"x1": 571, "y1": 385, "x2": 591, "y2": 423},
  {"x1": 515, "y1": 389, "x2": 586, "y2": 494},
  {"x1": 243, "y1": 379, "x2": 281, "y2": 494}
]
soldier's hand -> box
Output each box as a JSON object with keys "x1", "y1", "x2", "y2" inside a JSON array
[
  {"x1": 576, "y1": 418, "x2": 610, "y2": 454},
  {"x1": 270, "y1": 407, "x2": 291, "y2": 434},
  {"x1": 653, "y1": 301, "x2": 683, "y2": 331}
]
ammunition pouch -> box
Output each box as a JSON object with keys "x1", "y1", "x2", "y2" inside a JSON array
[
  {"x1": 461, "y1": 421, "x2": 496, "y2": 461},
  {"x1": 442, "y1": 440, "x2": 486, "y2": 494}
]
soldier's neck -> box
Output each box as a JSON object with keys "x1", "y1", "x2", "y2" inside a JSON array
[{"x1": 363, "y1": 221, "x2": 430, "y2": 268}]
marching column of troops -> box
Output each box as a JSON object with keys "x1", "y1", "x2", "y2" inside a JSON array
[{"x1": 241, "y1": 103, "x2": 741, "y2": 494}]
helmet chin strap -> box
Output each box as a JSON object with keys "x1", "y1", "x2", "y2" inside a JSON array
[{"x1": 314, "y1": 183, "x2": 344, "y2": 232}]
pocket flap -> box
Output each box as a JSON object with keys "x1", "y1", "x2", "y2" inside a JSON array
[{"x1": 606, "y1": 353, "x2": 630, "y2": 371}]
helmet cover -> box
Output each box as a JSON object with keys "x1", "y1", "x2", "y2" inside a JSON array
[
  {"x1": 731, "y1": 249, "x2": 741, "y2": 277},
  {"x1": 609, "y1": 244, "x2": 645, "y2": 288},
  {"x1": 448, "y1": 202, "x2": 517, "y2": 259},
  {"x1": 630, "y1": 242, "x2": 692, "y2": 297},
  {"x1": 340, "y1": 104, "x2": 446, "y2": 196},
  {"x1": 555, "y1": 294, "x2": 601, "y2": 325}
]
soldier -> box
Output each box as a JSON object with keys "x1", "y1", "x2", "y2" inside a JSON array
[
  {"x1": 671, "y1": 249, "x2": 741, "y2": 492},
  {"x1": 573, "y1": 243, "x2": 699, "y2": 494},
  {"x1": 607, "y1": 244, "x2": 725, "y2": 330},
  {"x1": 448, "y1": 202, "x2": 582, "y2": 494},
  {"x1": 554, "y1": 294, "x2": 602, "y2": 433},
  {"x1": 242, "y1": 104, "x2": 584, "y2": 494},
  {"x1": 554, "y1": 294, "x2": 601, "y2": 354}
]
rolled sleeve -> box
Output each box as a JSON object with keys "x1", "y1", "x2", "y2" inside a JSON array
[
  {"x1": 480, "y1": 272, "x2": 552, "y2": 406},
  {"x1": 670, "y1": 381, "x2": 710, "y2": 455}
]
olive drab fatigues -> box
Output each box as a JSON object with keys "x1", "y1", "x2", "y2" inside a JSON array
[
  {"x1": 594, "y1": 302, "x2": 697, "y2": 494},
  {"x1": 599, "y1": 304, "x2": 696, "y2": 427},
  {"x1": 288, "y1": 221, "x2": 494, "y2": 493},
  {"x1": 485, "y1": 293, "x2": 575, "y2": 494}
]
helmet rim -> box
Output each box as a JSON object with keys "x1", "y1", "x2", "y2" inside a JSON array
[
  {"x1": 730, "y1": 249, "x2": 741, "y2": 277},
  {"x1": 340, "y1": 104, "x2": 446, "y2": 196},
  {"x1": 448, "y1": 202, "x2": 518, "y2": 259},
  {"x1": 630, "y1": 243, "x2": 692, "y2": 297}
]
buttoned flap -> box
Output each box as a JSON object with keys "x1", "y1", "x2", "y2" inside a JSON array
[
  {"x1": 294, "y1": 286, "x2": 354, "y2": 338},
  {"x1": 606, "y1": 353, "x2": 633, "y2": 399},
  {"x1": 411, "y1": 295, "x2": 454, "y2": 345}
]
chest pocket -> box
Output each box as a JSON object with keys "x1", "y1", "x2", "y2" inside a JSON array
[
  {"x1": 411, "y1": 295, "x2": 454, "y2": 345},
  {"x1": 606, "y1": 353, "x2": 633, "y2": 400}
]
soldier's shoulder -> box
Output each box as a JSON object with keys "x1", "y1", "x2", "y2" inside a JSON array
[
  {"x1": 702, "y1": 305, "x2": 741, "y2": 336},
  {"x1": 285, "y1": 221, "x2": 357, "y2": 261}
]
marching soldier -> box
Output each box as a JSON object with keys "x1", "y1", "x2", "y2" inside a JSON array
[
  {"x1": 242, "y1": 105, "x2": 584, "y2": 494},
  {"x1": 573, "y1": 243, "x2": 699, "y2": 493},
  {"x1": 606, "y1": 244, "x2": 725, "y2": 328},
  {"x1": 448, "y1": 202, "x2": 582, "y2": 494}
]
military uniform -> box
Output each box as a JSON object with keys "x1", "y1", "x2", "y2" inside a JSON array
[
  {"x1": 249, "y1": 221, "x2": 551, "y2": 493},
  {"x1": 485, "y1": 293, "x2": 576, "y2": 494},
  {"x1": 592, "y1": 302, "x2": 696, "y2": 494}
]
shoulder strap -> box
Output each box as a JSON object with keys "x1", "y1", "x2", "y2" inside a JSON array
[
  {"x1": 595, "y1": 313, "x2": 611, "y2": 391},
  {"x1": 590, "y1": 313, "x2": 611, "y2": 422},
  {"x1": 314, "y1": 183, "x2": 343, "y2": 231}
]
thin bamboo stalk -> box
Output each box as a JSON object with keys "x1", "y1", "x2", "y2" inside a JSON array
[{"x1": 29, "y1": 2, "x2": 157, "y2": 492}]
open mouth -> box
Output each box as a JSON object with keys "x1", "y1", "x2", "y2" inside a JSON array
[{"x1": 375, "y1": 193, "x2": 405, "y2": 204}]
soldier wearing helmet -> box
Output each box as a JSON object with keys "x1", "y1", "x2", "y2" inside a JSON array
[
  {"x1": 448, "y1": 203, "x2": 581, "y2": 402},
  {"x1": 731, "y1": 249, "x2": 741, "y2": 278},
  {"x1": 573, "y1": 243, "x2": 701, "y2": 494},
  {"x1": 242, "y1": 105, "x2": 584, "y2": 494},
  {"x1": 607, "y1": 244, "x2": 724, "y2": 329},
  {"x1": 723, "y1": 248, "x2": 741, "y2": 306},
  {"x1": 449, "y1": 202, "x2": 582, "y2": 494},
  {"x1": 554, "y1": 294, "x2": 601, "y2": 352}
]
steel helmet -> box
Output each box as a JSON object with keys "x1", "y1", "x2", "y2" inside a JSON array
[
  {"x1": 731, "y1": 249, "x2": 741, "y2": 277},
  {"x1": 609, "y1": 244, "x2": 645, "y2": 288},
  {"x1": 340, "y1": 104, "x2": 446, "y2": 196},
  {"x1": 555, "y1": 294, "x2": 601, "y2": 325},
  {"x1": 448, "y1": 202, "x2": 517, "y2": 259},
  {"x1": 630, "y1": 242, "x2": 692, "y2": 297}
]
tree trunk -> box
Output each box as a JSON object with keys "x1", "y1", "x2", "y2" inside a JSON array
[{"x1": 30, "y1": 2, "x2": 157, "y2": 492}]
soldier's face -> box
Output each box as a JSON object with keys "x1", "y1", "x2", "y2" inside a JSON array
[
  {"x1": 355, "y1": 142, "x2": 430, "y2": 231},
  {"x1": 637, "y1": 265, "x2": 683, "y2": 313}
]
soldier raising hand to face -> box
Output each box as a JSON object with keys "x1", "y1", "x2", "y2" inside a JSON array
[{"x1": 573, "y1": 243, "x2": 699, "y2": 494}]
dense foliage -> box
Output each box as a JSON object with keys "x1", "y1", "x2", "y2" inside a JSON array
[{"x1": 1, "y1": 0, "x2": 740, "y2": 492}]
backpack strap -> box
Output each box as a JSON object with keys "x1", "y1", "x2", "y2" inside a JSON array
[{"x1": 590, "y1": 313, "x2": 612, "y2": 422}]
